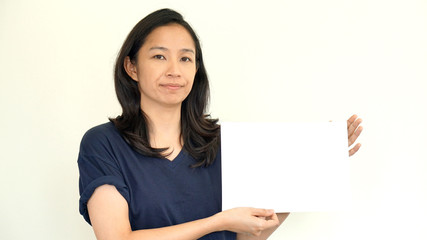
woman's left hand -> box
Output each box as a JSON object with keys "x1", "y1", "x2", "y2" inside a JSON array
[{"x1": 347, "y1": 114, "x2": 363, "y2": 157}]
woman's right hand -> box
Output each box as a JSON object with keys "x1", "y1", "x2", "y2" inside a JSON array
[{"x1": 214, "y1": 207, "x2": 280, "y2": 236}]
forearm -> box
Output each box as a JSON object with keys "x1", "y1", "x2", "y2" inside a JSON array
[
  {"x1": 125, "y1": 214, "x2": 224, "y2": 240},
  {"x1": 127, "y1": 209, "x2": 283, "y2": 240}
]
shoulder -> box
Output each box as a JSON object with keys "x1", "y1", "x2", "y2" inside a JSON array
[
  {"x1": 79, "y1": 122, "x2": 122, "y2": 154},
  {"x1": 82, "y1": 122, "x2": 119, "y2": 141},
  {"x1": 83, "y1": 121, "x2": 117, "y2": 137}
]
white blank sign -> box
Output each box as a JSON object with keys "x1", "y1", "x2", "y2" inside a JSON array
[{"x1": 221, "y1": 121, "x2": 350, "y2": 212}]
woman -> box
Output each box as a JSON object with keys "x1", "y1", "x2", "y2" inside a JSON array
[{"x1": 78, "y1": 9, "x2": 363, "y2": 240}]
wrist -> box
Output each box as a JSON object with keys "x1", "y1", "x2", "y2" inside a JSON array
[{"x1": 210, "y1": 211, "x2": 228, "y2": 232}]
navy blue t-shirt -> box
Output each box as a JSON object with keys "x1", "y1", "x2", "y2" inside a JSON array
[{"x1": 78, "y1": 122, "x2": 235, "y2": 240}]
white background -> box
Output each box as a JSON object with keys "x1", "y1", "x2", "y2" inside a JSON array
[{"x1": 1, "y1": 0, "x2": 426, "y2": 239}]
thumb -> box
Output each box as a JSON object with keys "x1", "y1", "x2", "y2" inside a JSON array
[{"x1": 251, "y1": 208, "x2": 275, "y2": 217}]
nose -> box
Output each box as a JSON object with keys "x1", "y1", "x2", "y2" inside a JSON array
[{"x1": 166, "y1": 60, "x2": 181, "y2": 78}]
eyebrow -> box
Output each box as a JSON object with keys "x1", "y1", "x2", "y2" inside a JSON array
[{"x1": 149, "y1": 46, "x2": 195, "y2": 55}]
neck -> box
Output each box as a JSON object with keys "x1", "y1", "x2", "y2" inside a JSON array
[{"x1": 142, "y1": 103, "x2": 182, "y2": 151}]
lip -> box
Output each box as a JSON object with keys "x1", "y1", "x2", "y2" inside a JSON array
[{"x1": 160, "y1": 83, "x2": 183, "y2": 90}]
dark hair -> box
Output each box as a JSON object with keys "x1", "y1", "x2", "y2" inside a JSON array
[{"x1": 110, "y1": 8, "x2": 219, "y2": 167}]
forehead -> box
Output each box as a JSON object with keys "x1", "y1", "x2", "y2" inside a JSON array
[{"x1": 143, "y1": 24, "x2": 196, "y2": 50}]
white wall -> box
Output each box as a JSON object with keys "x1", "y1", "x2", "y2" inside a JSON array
[{"x1": 1, "y1": 0, "x2": 426, "y2": 239}]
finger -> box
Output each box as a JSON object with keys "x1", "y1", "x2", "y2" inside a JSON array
[
  {"x1": 349, "y1": 143, "x2": 361, "y2": 156},
  {"x1": 251, "y1": 208, "x2": 274, "y2": 217},
  {"x1": 348, "y1": 118, "x2": 362, "y2": 137},
  {"x1": 348, "y1": 126, "x2": 363, "y2": 146},
  {"x1": 347, "y1": 114, "x2": 358, "y2": 128},
  {"x1": 262, "y1": 213, "x2": 280, "y2": 229},
  {"x1": 348, "y1": 119, "x2": 362, "y2": 144},
  {"x1": 266, "y1": 212, "x2": 279, "y2": 222}
]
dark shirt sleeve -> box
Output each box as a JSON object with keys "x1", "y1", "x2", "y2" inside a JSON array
[{"x1": 77, "y1": 126, "x2": 130, "y2": 225}]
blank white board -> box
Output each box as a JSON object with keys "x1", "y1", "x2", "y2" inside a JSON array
[{"x1": 221, "y1": 121, "x2": 350, "y2": 212}]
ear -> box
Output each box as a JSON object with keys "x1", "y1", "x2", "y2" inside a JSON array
[{"x1": 124, "y1": 56, "x2": 138, "y2": 81}]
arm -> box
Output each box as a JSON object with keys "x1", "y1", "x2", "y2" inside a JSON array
[{"x1": 88, "y1": 185, "x2": 280, "y2": 240}]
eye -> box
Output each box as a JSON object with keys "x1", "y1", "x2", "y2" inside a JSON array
[
  {"x1": 181, "y1": 57, "x2": 192, "y2": 62},
  {"x1": 153, "y1": 55, "x2": 166, "y2": 60}
]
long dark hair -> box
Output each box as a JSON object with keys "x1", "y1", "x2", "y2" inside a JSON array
[{"x1": 110, "y1": 8, "x2": 219, "y2": 167}]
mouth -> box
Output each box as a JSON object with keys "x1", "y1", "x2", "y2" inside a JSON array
[{"x1": 160, "y1": 83, "x2": 183, "y2": 90}]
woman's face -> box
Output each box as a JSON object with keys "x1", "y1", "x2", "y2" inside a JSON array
[{"x1": 126, "y1": 24, "x2": 197, "y2": 110}]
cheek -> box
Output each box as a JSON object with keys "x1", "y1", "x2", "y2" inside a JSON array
[
  {"x1": 137, "y1": 65, "x2": 160, "y2": 84},
  {"x1": 186, "y1": 74, "x2": 196, "y2": 90},
  {"x1": 185, "y1": 67, "x2": 197, "y2": 84}
]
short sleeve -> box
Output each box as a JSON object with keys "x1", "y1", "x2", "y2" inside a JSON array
[{"x1": 77, "y1": 126, "x2": 130, "y2": 225}]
